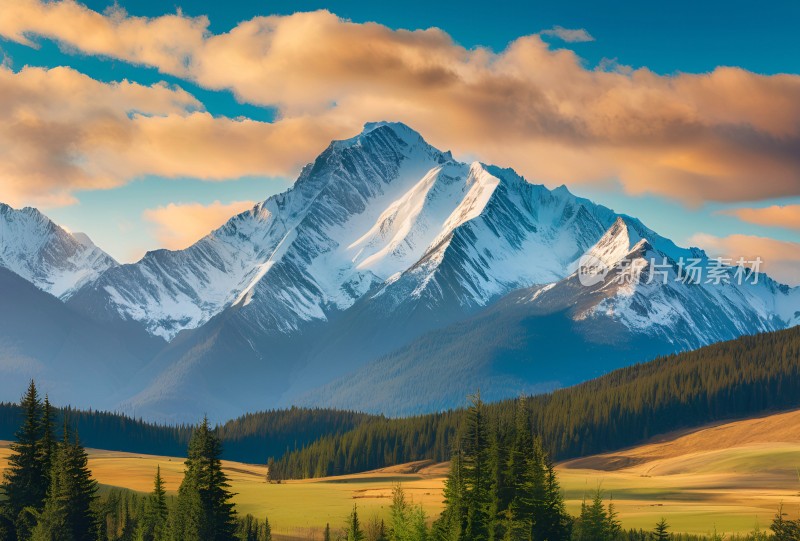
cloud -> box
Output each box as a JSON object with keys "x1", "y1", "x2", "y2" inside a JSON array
[
  {"x1": 0, "y1": 65, "x2": 343, "y2": 207},
  {"x1": 142, "y1": 200, "x2": 256, "y2": 250},
  {"x1": 2, "y1": 4, "x2": 800, "y2": 206},
  {"x1": 541, "y1": 26, "x2": 595, "y2": 43},
  {"x1": 689, "y1": 233, "x2": 800, "y2": 286},
  {"x1": 720, "y1": 205, "x2": 800, "y2": 230}
]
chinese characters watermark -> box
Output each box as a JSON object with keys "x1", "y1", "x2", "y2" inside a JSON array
[{"x1": 577, "y1": 255, "x2": 763, "y2": 287}]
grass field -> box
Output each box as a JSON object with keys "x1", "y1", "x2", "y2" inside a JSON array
[{"x1": 5, "y1": 410, "x2": 800, "y2": 538}]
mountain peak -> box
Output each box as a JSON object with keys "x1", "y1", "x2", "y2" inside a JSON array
[
  {"x1": 360, "y1": 121, "x2": 418, "y2": 141},
  {"x1": 0, "y1": 203, "x2": 117, "y2": 299}
]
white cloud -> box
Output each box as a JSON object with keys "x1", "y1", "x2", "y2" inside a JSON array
[{"x1": 541, "y1": 26, "x2": 595, "y2": 43}]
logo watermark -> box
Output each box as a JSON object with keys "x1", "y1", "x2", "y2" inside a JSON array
[{"x1": 577, "y1": 256, "x2": 763, "y2": 287}]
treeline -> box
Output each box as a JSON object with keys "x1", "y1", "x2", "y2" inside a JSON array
[
  {"x1": 0, "y1": 402, "x2": 378, "y2": 464},
  {"x1": 271, "y1": 326, "x2": 800, "y2": 478},
  {"x1": 0, "y1": 381, "x2": 273, "y2": 541}
]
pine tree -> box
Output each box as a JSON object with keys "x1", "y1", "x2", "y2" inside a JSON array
[
  {"x1": 136, "y1": 466, "x2": 169, "y2": 541},
  {"x1": 31, "y1": 427, "x2": 98, "y2": 541},
  {"x1": 263, "y1": 515, "x2": 272, "y2": 541},
  {"x1": 573, "y1": 490, "x2": 613, "y2": 541},
  {"x1": 432, "y1": 445, "x2": 466, "y2": 541},
  {"x1": 1, "y1": 381, "x2": 49, "y2": 540},
  {"x1": 605, "y1": 495, "x2": 622, "y2": 540},
  {"x1": 375, "y1": 519, "x2": 388, "y2": 541},
  {"x1": 324, "y1": 522, "x2": 332, "y2": 541},
  {"x1": 653, "y1": 517, "x2": 670, "y2": 541},
  {"x1": 462, "y1": 394, "x2": 491, "y2": 541},
  {"x1": 345, "y1": 504, "x2": 365, "y2": 541},
  {"x1": 38, "y1": 396, "x2": 56, "y2": 494},
  {"x1": 541, "y1": 460, "x2": 571, "y2": 540},
  {"x1": 772, "y1": 505, "x2": 800, "y2": 541},
  {"x1": 172, "y1": 417, "x2": 238, "y2": 541},
  {"x1": 389, "y1": 484, "x2": 427, "y2": 541}
]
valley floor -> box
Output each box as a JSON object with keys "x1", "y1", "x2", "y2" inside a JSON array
[{"x1": 4, "y1": 410, "x2": 800, "y2": 538}]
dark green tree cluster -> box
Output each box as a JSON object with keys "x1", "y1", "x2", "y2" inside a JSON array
[
  {"x1": 170, "y1": 417, "x2": 238, "y2": 540},
  {"x1": 433, "y1": 395, "x2": 571, "y2": 541},
  {"x1": 772, "y1": 505, "x2": 800, "y2": 541},
  {"x1": 0, "y1": 381, "x2": 273, "y2": 541},
  {"x1": 0, "y1": 381, "x2": 97, "y2": 541},
  {"x1": 571, "y1": 490, "x2": 621, "y2": 541}
]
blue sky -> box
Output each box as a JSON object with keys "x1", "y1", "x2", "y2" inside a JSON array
[{"x1": 0, "y1": 0, "x2": 798, "y2": 282}]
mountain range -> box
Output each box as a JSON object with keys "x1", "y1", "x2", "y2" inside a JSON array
[{"x1": 1, "y1": 122, "x2": 798, "y2": 421}]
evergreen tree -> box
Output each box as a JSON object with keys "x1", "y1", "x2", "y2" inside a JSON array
[
  {"x1": 432, "y1": 447, "x2": 466, "y2": 541},
  {"x1": 605, "y1": 496, "x2": 622, "y2": 540},
  {"x1": 345, "y1": 504, "x2": 365, "y2": 541},
  {"x1": 38, "y1": 396, "x2": 56, "y2": 495},
  {"x1": 172, "y1": 417, "x2": 238, "y2": 541},
  {"x1": 541, "y1": 460, "x2": 571, "y2": 540},
  {"x1": 375, "y1": 519, "x2": 388, "y2": 541},
  {"x1": 31, "y1": 428, "x2": 98, "y2": 541},
  {"x1": 263, "y1": 515, "x2": 272, "y2": 541},
  {"x1": 573, "y1": 489, "x2": 617, "y2": 541},
  {"x1": 1, "y1": 380, "x2": 48, "y2": 539},
  {"x1": 136, "y1": 466, "x2": 168, "y2": 541},
  {"x1": 462, "y1": 394, "x2": 491, "y2": 541},
  {"x1": 324, "y1": 523, "x2": 332, "y2": 541},
  {"x1": 389, "y1": 484, "x2": 427, "y2": 541},
  {"x1": 653, "y1": 518, "x2": 670, "y2": 541},
  {"x1": 772, "y1": 505, "x2": 800, "y2": 541}
]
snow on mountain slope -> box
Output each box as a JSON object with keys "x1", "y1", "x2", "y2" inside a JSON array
[
  {"x1": 369, "y1": 166, "x2": 618, "y2": 311},
  {"x1": 0, "y1": 203, "x2": 117, "y2": 299},
  {"x1": 561, "y1": 217, "x2": 798, "y2": 349},
  {"x1": 70, "y1": 122, "x2": 455, "y2": 339}
]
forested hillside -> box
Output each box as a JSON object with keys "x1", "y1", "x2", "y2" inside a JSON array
[{"x1": 270, "y1": 326, "x2": 800, "y2": 478}]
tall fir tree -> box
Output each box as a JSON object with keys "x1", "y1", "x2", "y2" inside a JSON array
[
  {"x1": 136, "y1": 466, "x2": 169, "y2": 541},
  {"x1": 172, "y1": 417, "x2": 238, "y2": 541},
  {"x1": 345, "y1": 504, "x2": 365, "y2": 541},
  {"x1": 263, "y1": 515, "x2": 272, "y2": 541},
  {"x1": 432, "y1": 446, "x2": 466, "y2": 541},
  {"x1": 462, "y1": 394, "x2": 492, "y2": 541},
  {"x1": 1, "y1": 381, "x2": 50, "y2": 541},
  {"x1": 31, "y1": 427, "x2": 98, "y2": 541}
]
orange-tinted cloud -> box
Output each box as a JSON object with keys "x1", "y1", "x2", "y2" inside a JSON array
[
  {"x1": 721, "y1": 205, "x2": 800, "y2": 230},
  {"x1": 0, "y1": 65, "x2": 342, "y2": 207},
  {"x1": 689, "y1": 233, "x2": 800, "y2": 286},
  {"x1": 2, "y1": 4, "x2": 800, "y2": 205},
  {"x1": 142, "y1": 200, "x2": 256, "y2": 250}
]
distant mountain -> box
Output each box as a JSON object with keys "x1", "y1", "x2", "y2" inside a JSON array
[
  {"x1": 0, "y1": 122, "x2": 798, "y2": 421},
  {"x1": 0, "y1": 267, "x2": 161, "y2": 409},
  {"x1": 0, "y1": 203, "x2": 117, "y2": 299}
]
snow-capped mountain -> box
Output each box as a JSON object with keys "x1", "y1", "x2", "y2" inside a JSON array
[
  {"x1": 1, "y1": 122, "x2": 798, "y2": 420},
  {"x1": 0, "y1": 203, "x2": 117, "y2": 299},
  {"x1": 69, "y1": 122, "x2": 619, "y2": 342}
]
